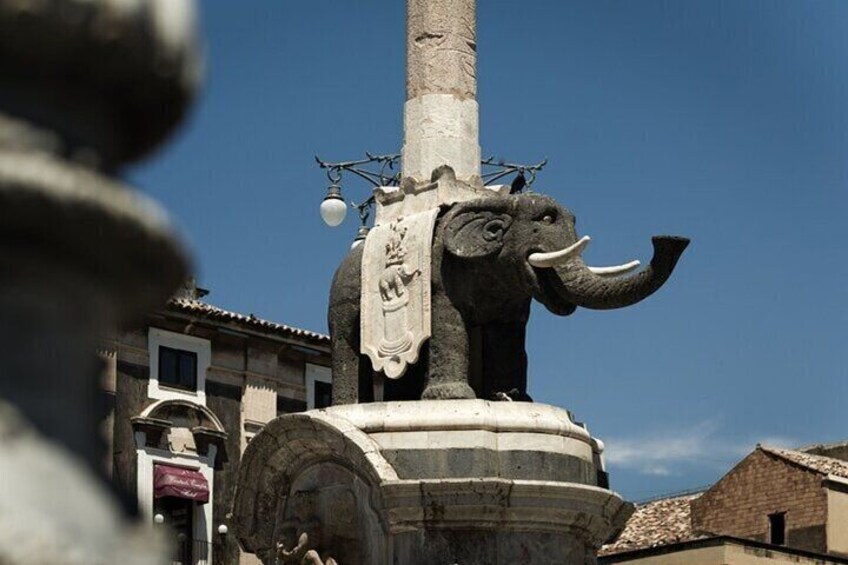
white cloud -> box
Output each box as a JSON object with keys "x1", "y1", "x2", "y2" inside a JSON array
[{"x1": 604, "y1": 419, "x2": 799, "y2": 477}]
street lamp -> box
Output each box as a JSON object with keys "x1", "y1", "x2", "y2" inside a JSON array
[
  {"x1": 315, "y1": 153, "x2": 547, "y2": 241},
  {"x1": 315, "y1": 154, "x2": 400, "y2": 238},
  {"x1": 351, "y1": 225, "x2": 370, "y2": 249},
  {"x1": 320, "y1": 184, "x2": 347, "y2": 227}
]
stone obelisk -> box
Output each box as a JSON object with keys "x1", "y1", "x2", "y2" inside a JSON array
[
  {"x1": 361, "y1": 0, "x2": 494, "y2": 383},
  {"x1": 402, "y1": 0, "x2": 481, "y2": 183}
]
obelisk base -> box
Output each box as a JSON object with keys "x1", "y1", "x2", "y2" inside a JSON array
[
  {"x1": 402, "y1": 94, "x2": 482, "y2": 184},
  {"x1": 234, "y1": 400, "x2": 633, "y2": 565}
]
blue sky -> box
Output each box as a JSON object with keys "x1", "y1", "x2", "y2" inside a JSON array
[{"x1": 130, "y1": 1, "x2": 848, "y2": 500}]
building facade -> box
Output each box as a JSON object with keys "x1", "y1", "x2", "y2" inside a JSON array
[
  {"x1": 601, "y1": 536, "x2": 848, "y2": 565},
  {"x1": 101, "y1": 286, "x2": 331, "y2": 565},
  {"x1": 600, "y1": 444, "x2": 848, "y2": 565}
]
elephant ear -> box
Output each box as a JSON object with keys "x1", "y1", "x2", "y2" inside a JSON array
[{"x1": 444, "y1": 208, "x2": 514, "y2": 259}]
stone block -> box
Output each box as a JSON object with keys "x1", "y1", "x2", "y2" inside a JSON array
[
  {"x1": 402, "y1": 94, "x2": 481, "y2": 182},
  {"x1": 277, "y1": 357, "x2": 305, "y2": 386},
  {"x1": 246, "y1": 346, "x2": 278, "y2": 377},
  {"x1": 211, "y1": 347, "x2": 245, "y2": 372},
  {"x1": 243, "y1": 377, "x2": 276, "y2": 425}
]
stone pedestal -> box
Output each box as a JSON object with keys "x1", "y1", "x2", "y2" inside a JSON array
[{"x1": 234, "y1": 400, "x2": 633, "y2": 565}]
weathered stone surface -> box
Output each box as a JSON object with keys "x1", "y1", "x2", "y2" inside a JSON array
[
  {"x1": 208, "y1": 386, "x2": 246, "y2": 565},
  {"x1": 0, "y1": 0, "x2": 202, "y2": 164},
  {"x1": 392, "y1": 530, "x2": 591, "y2": 565},
  {"x1": 403, "y1": 0, "x2": 481, "y2": 182},
  {"x1": 0, "y1": 1, "x2": 201, "y2": 563},
  {"x1": 381, "y1": 447, "x2": 597, "y2": 482},
  {"x1": 401, "y1": 94, "x2": 481, "y2": 182},
  {"x1": 0, "y1": 401, "x2": 165, "y2": 564},
  {"x1": 326, "y1": 399, "x2": 592, "y2": 436},
  {"x1": 374, "y1": 168, "x2": 497, "y2": 226},
  {"x1": 406, "y1": 0, "x2": 477, "y2": 100},
  {"x1": 243, "y1": 376, "x2": 277, "y2": 424},
  {"x1": 233, "y1": 401, "x2": 632, "y2": 565},
  {"x1": 361, "y1": 209, "x2": 438, "y2": 380},
  {"x1": 0, "y1": 151, "x2": 188, "y2": 321}
]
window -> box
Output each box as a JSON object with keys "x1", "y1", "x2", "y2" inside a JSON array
[
  {"x1": 769, "y1": 512, "x2": 786, "y2": 545},
  {"x1": 305, "y1": 363, "x2": 332, "y2": 410},
  {"x1": 147, "y1": 328, "x2": 210, "y2": 404},
  {"x1": 314, "y1": 380, "x2": 333, "y2": 409},
  {"x1": 158, "y1": 347, "x2": 198, "y2": 391}
]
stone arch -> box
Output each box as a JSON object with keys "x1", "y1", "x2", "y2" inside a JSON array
[
  {"x1": 233, "y1": 411, "x2": 397, "y2": 562},
  {"x1": 139, "y1": 398, "x2": 225, "y2": 432}
]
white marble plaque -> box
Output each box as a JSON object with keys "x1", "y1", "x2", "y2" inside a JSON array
[{"x1": 361, "y1": 209, "x2": 439, "y2": 379}]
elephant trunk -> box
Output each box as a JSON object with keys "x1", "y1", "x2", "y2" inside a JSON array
[{"x1": 542, "y1": 236, "x2": 689, "y2": 310}]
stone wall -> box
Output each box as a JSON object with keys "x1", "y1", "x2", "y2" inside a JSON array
[
  {"x1": 600, "y1": 538, "x2": 848, "y2": 565},
  {"x1": 207, "y1": 380, "x2": 243, "y2": 564},
  {"x1": 104, "y1": 308, "x2": 330, "y2": 564},
  {"x1": 691, "y1": 449, "x2": 827, "y2": 553},
  {"x1": 826, "y1": 484, "x2": 848, "y2": 557},
  {"x1": 112, "y1": 349, "x2": 150, "y2": 514}
]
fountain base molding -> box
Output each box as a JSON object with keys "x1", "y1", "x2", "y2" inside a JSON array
[{"x1": 234, "y1": 400, "x2": 633, "y2": 565}]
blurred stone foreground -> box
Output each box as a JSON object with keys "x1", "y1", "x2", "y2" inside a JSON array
[{"x1": 0, "y1": 0, "x2": 201, "y2": 563}]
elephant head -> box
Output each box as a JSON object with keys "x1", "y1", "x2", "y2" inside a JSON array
[{"x1": 440, "y1": 193, "x2": 689, "y2": 317}]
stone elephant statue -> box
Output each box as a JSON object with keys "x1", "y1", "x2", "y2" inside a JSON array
[{"x1": 329, "y1": 191, "x2": 689, "y2": 403}]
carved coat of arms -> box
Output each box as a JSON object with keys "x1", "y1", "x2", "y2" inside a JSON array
[{"x1": 361, "y1": 209, "x2": 438, "y2": 379}]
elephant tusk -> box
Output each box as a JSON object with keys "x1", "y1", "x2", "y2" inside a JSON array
[
  {"x1": 587, "y1": 260, "x2": 641, "y2": 277},
  {"x1": 528, "y1": 235, "x2": 590, "y2": 268}
]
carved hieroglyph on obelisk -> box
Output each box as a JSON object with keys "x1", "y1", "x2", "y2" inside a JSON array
[
  {"x1": 362, "y1": 0, "x2": 496, "y2": 379},
  {"x1": 402, "y1": 0, "x2": 481, "y2": 183}
]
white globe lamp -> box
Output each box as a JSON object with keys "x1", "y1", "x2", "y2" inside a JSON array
[
  {"x1": 320, "y1": 185, "x2": 347, "y2": 227},
  {"x1": 351, "y1": 225, "x2": 369, "y2": 249}
]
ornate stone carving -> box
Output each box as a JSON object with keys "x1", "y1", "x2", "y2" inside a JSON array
[
  {"x1": 276, "y1": 532, "x2": 340, "y2": 565},
  {"x1": 361, "y1": 210, "x2": 437, "y2": 379},
  {"x1": 376, "y1": 222, "x2": 419, "y2": 356},
  {"x1": 357, "y1": 168, "x2": 502, "y2": 382}
]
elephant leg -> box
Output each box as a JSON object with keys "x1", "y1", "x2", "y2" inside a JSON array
[
  {"x1": 330, "y1": 310, "x2": 361, "y2": 405},
  {"x1": 481, "y1": 320, "x2": 529, "y2": 400},
  {"x1": 329, "y1": 244, "x2": 366, "y2": 405},
  {"x1": 421, "y1": 291, "x2": 476, "y2": 400}
]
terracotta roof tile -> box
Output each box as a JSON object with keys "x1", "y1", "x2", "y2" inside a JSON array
[
  {"x1": 166, "y1": 298, "x2": 330, "y2": 346},
  {"x1": 599, "y1": 493, "x2": 702, "y2": 556},
  {"x1": 760, "y1": 445, "x2": 848, "y2": 479}
]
